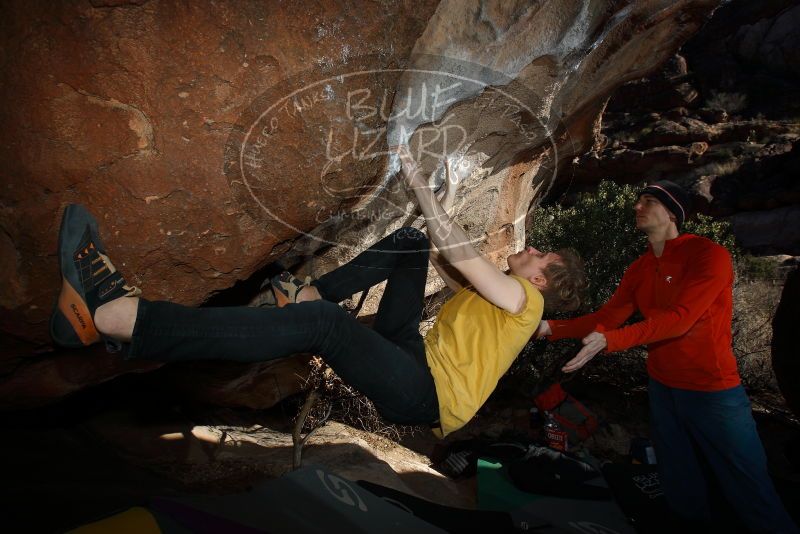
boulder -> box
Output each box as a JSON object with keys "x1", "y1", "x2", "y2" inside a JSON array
[
  {"x1": 83, "y1": 412, "x2": 473, "y2": 508},
  {"x1": 0, "y1": 0, "x2": 720, "y2": 408},
  {"x1": 731, "y1": 206, "x2": 800, "y2": 256},
  {"x1": 772, "y1": 266, "x2": 800, "y2": 417},
  {"x1": 0, "y1": 0, "x2": 439, "y2": 343}
]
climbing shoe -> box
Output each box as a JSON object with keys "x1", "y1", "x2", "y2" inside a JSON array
[
  {"x1": 254, "y1": 277, "x2": 277, "y2": 308},
  {"x1": 258, "y1": 289, "x2": 278, "y2": 308},
  {"x1": 270, "y1": 271, "x2": 312, "y2": 307},
  {"x1": 49, "y1": 204, "x2": 141, "y2": 350}
]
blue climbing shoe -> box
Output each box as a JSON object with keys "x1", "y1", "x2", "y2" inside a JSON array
[{"x1": 49, "y1": 204, "x2": 140, "y2": 349}]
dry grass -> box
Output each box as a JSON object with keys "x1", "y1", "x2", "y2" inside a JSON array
[
  {"x1": 733, "y1": 277, "x2": 783, "y2": 393},
  {"x1": 707, "y1": 91, "x2": 748, "y2": 114},
  {"x1": 293, "y1": 356, "x2": 422, "y2": 442}
]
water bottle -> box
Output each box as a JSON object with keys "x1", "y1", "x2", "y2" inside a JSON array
[
  {"x1": 630, "y1": 437, "x2": 657, "y2": 465},
  {"x1": 544, "y1": 411, "x2": 568, "y2": 452}
]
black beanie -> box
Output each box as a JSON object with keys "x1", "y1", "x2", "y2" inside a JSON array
[{"x1": 638, "y1": 180, "x2": 692, "y2": 229}]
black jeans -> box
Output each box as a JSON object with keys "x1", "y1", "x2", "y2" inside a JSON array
[{"x1": 128, "y1": 227, "x2": 439, "y2": 425}]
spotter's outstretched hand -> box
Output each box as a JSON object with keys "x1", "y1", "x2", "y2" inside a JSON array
[{"x1": 562, "y1": 331, "x2": 607, "y2": 372}]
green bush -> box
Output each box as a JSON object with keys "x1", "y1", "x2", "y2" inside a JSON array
[
  {"x1": 528, "y1": 181, "x2": 644, "y2": 314},
  {"x1": 683, "y1": 214, "x2": 737, "y2": 256},
  {"x1": 736, "y1": 254, "x2": 780, "y2": 281}
]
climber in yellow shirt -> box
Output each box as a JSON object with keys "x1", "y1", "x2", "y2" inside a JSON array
[
  {"x1": 50, "y1": 146, "x2": 586, "y2": 437},
  {"x1": 393, "y1": 146, "x2": 586, "y2": 435}
]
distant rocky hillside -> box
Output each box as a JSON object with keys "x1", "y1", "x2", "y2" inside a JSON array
[{"x1": 558, "y1": 0, "x2": 800, "y2": 255}]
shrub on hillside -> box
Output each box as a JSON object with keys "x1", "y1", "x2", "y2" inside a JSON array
[{"x1": 528, "y1": 181, "x2": 646, "y2": 312}]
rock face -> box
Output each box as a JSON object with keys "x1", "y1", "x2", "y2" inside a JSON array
[
  {"x1": 0, "y1": 339, "x2": 312, "y2": 410},
  {"x1": 685, "y1": 0, "x2": 800, "y2": 119},
  {"x1": 772, "y1": 266, "x2": 800, "y2": 417},
  {"x1": 0, "y1": 0, "x2": 439, "y2": 407},
  {"x1": 0, "y1": 0, "x2": 720, "y2": 407},
  {"x1": 0, "y1": 0, "x2": 439, "y2": 341}
]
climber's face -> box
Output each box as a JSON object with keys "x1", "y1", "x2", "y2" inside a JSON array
[{"x1": 508, "y1": 246, "x2": 562, "y2": 289}]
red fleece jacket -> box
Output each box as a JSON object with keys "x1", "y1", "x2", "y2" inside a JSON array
[{"x1": 548, "y1": 233, "x2": 740, "y2": 391}]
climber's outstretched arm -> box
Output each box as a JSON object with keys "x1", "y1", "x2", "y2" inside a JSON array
[{"x1": 395, "y1": 146, "x2": 527, "y2": 314}]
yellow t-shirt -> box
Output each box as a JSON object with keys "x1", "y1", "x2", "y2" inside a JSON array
[{"x1": 424, "y1": 274, "x2": 544, "y2": 437}]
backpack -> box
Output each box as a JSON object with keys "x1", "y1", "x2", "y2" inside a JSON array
[{"x1": 533, "y1": 383, "x2": 599, "y2": 442}]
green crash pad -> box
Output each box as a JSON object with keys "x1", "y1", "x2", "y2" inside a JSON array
[{"x1": 477, "y1": 458, "x2": 635, "y2": 533}]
